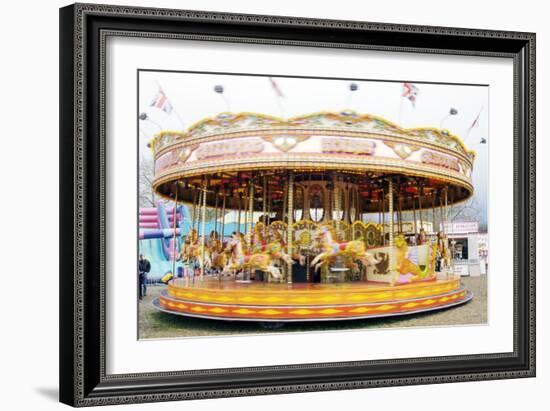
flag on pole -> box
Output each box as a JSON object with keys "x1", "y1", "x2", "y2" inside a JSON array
[
  {"x1": 402, "y1": 83, "x2": 419, "y2": 108},
  {"x1": 268, "y1": 77, "x2": 285, "y2": 98},
  {"x1": 150, "y1": 88, "x2": 173, "y2": 114},
  {"x1": 468, "y1": 109, "x2": 482, "y2": 131}
]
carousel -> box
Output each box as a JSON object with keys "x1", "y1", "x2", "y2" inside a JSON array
[{"x1": 150, "y1": 111, "x2": 474, "y2": 322}]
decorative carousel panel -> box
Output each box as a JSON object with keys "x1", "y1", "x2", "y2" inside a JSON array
[
  {"x1": 150, "y1": 111, "x2": 475, "y2": 210},
  {"x1": 155, "y1": 278, "x2": 471, "y2": 322}
]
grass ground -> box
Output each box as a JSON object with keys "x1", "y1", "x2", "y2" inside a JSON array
[{"x1": 138, "y1": 276, "x2": 487, "y2": 339}]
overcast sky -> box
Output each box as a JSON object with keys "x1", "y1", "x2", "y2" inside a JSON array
[{"x1": 138, "y1": 71, "x2": 488, "y2": 226}]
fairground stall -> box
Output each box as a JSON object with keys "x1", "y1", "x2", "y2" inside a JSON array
[
  {"x1": 442, "y1": 221, "x2": 484, "y2": 277},
  {"x1": 150, "y1": 111, "x2": 474, "y2": 321}
]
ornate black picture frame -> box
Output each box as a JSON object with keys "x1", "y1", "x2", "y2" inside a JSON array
[{"x1": 59, "y1": 3, "x2": 535, "y2": 407}]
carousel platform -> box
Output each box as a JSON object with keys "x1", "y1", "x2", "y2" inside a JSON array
[{"x1": 153, "y1": 277, "x2": 473, "y2": 322}]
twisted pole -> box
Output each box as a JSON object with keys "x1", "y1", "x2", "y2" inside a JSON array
[
  {"x1": 287, "y1": 171, "x2": 294, "y2": 284},
  {"x1": 200, "y1": 180, "x2": 207, "y2": 281},
  {"x1": 388, "y1": 179, "x2": 396, "y2": 285}
]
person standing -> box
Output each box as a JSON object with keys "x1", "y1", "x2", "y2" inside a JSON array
[{"x1": 138, "y1": 254, "x2": 151, "y2": 300}]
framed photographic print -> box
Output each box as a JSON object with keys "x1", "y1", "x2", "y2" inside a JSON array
[{"x1": 59, "y1": 3, "x2": 535, "y2": 407}]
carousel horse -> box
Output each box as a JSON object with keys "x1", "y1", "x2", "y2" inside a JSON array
[
  {"x1": 263, "y1": 226, "x2": 295, "y2": 265},
  {"x1": 207, "y1": 231, "x2": 227, "y2": 271},
  {"x1": 197, "y1": 241, "x2": 213, "y2": 272},
  {"x1": 264, "y1": 227, "x2": 306, "y2": 265},
  {"x1": 310, "y1": 226, "x2": 379, "y2": 272},
  {"x1": 438, "y1": 233, "x2": 452, "y2": 276},
  {"x1": 180, "y1": 229, "x2": 198, "y2": 267},
  {"x1": 180, "y1": 229, "x2": 212, "y2": 275},
  {"x1": 222, "y1": 232, "x2": 284, "y2": 280},
  {"x1": 391, "y1": 235, "x2": 437, "y2": 285}
]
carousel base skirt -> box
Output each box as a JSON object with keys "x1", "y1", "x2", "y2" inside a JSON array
[{"x1": 152, "y1": 277, "x2": 473, "y2": 322}]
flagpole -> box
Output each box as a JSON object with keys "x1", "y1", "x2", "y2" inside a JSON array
[
  {"x1": 440, "y1": 108, "x2": 458, "y2": 130},
  {"x1": 464, "y1": 106, "x2": 483, "y2": 144},
  {"x1": 439, "y1": 113, "x2": 450, "y2": 129},
  {"x1": 345, "y1": 92, "x2": 352, "y2": 109},
  {"x1": 268, "y1": 78, "x2": 285, "y2": 117},
  {"x1": 345, "y1": 83, "x2": 358, "y2": 111},
  {"x1": 214, "y1": 85, "x2": 231, "y2": 112},
  {"x1": 399, "y1": 83, "x2": 418, "y2": 125},
  {"x1": 172, "y1": 110, "x2": 186, "y2": 130},
  {"x1": 154, "y1": 80, "x2": 185, "y2": 129},
  {"x1": 221, "y1": 94, "x2": 231, "y2": 112}
]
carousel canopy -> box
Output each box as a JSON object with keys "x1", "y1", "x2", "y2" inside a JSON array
[{"x1": 150, "y1": 111, "x2": 475, "y2": 213}]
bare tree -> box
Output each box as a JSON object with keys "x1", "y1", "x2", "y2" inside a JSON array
[
  {"x1": 394, "y1": 195, "x2": 486, "y2": 233},
  {"x1": 424, "y1": 196, "x2": 485, "y2": 232},
  {"x1": 448, "y1": 197, "x2": 484, "y2": 226},
  {"x1": 139, "y1": 156, "x2": 157, "y2": 208}
]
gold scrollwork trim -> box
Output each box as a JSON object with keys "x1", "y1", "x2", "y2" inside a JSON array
[{"x1": 150, "y1": 111, "x2": 476, "y2": 165}]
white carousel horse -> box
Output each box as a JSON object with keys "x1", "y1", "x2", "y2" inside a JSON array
[{"x1": 310, "y1": 226, "x2": 379, "y2": 272}]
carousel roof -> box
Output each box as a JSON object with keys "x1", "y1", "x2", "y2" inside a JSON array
[
  {"x1": 149, "y1": 111, "x2": 476, "y2": 212},
  {"x1": 149, "y1": 110, "x2": 475, "y2": 161}
]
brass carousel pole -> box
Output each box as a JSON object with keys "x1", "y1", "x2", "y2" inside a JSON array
[
  {"x1": 444, "y1": 186, "x2": 449, "y2": 232},
  {"x1": 249, "y1": 179, "x2": 255, "y2": 234},
  {"x1": 198, "y1": 186, "x2": 204, "y2": 234},
  {"x1": 439, "y1": 193, "x2": 444, "y2": 233},
  {"x1": 200, "y1": 179, "x2": 207, "y2": 281},
  {"x1": 432, "y1": 192, "x2": 437, "y2": 233},
  {"x1": 213, "y1": 187, "x2": 219, "y2": 280},
  {"x1": 213, "y1": 188, "x2": 219, "y2": 237},
  {"x1": 267, "y1": 183, "x2": 272, "y2": 227},
  {"x1": 220, "y1": 188, "x2": 227, "y2": 241},
  {"x1": 356, "y1": 187, "x2": 361, "y2": 225},
  {"x1": 444, "y1": 186, "x2": 449, "y2": 279},
  {"x1": 381, "y1": 187, "x2": 386, "y2": 246},
  {"x1": 287, "y1": 171, "x2": 294, "y2": 284},
  {"x1": 237, "y1": 192, "x2": 242, "y2": 234},
  {"x1": 262, "y1": 175, "x2": 267, "y2": 237},
  {"x1": 449, "y1": 188, "x2": 455, "y2": 278},
  {"x1": 171, "y1": 183, "x2": 179, "y2": 282},
  {"x1": 191, "y1": 185, "x2": 198, "y2": 232},
  {"x1": 243, "y1": 183, "x2": 249, "y2": 237},
  {"x1": 191, "y1": 187, "x2": 201, "y2": 284},
  {"x1": 378, "y1": 195, "x2": 382, "y2": 225},
  {"x1": 418, "y1": 186, "x2": 423, "y2": 233},
  {"x1": 282, "y1": 182, "x2": 288, "y2": 224},
  {"x1": 388, "y1": 180, "x2": 394, "y2": 247},
  {"x1": 247, "y1": 178, "x2": 255, "y2": 282},
  {"x1": 388, "y1": 178, "x2": 396, "y2": 285},
  {"x1": 398, "y1": 191, "x2": 403, "y2": 234},
  {"x1": 219, "y1": 187, "x2": 227, "y2": 284},
  {"x1": 412, "y1": 192, "x2": 417, "y2": 237},
  {"x1": 334, "y1": 174, "x2": 341, "y2": 238}
]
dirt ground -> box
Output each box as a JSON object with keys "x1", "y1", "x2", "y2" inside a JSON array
[{"x1": 138, "y1": 276, "x2": 487, "y2": 339}]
